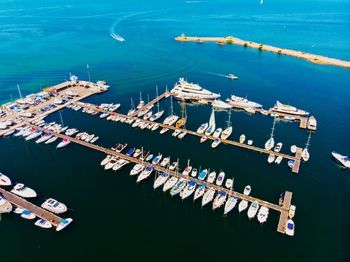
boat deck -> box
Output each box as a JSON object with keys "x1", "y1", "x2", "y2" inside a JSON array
[
  {"x1": 28, "y1": 123, "x2": 294, "y2": 234},
  {"x1": 0, "y1": 187, "x2": 62, "y2": 226}
]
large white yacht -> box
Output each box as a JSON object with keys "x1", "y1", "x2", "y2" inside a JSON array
[
  {"x1": 11, "y1": 183, "x2": 37, "y2": 198},
  {"x1": 271, "y1": 101, "x2": 309, "y2": 116},
  {"x1": 41, "y1": 198, "x2": 67, "y2": 214},
  {"x1": 226, "y1": 95, "x2": 262, "y2": 108},
  {"x1": 170, "y1": 78, "x2": 220, "y2": 101},
  {"x1": 331, "y1": 152, "x2": 350, "y2": 168}
]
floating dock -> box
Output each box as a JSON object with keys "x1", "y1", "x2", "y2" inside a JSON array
[
  {"x1": 0, "y1": 187, "x2": 62, "y2": 226},
  {"x1": 175, "y1": 34, "x2": 350, "y2": 69},
  {"x1": 27, "y1": 123, "x2": 294, "y2": 235}
]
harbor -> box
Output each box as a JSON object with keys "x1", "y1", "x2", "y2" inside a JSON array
[{"x1": 175, "y1": 34, "x2": 350, "y2": 69}]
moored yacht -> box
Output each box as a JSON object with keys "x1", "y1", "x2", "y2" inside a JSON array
[
  {"x1": 212, "y1": 191, "x2": 227, "y2": 210},
  {"x1": 271, "y1": 101, "x2": 309, "y2": 116},
  {"x1": 56, "y1": 138, "x2": 71, "y2": 149},
  {"x1": 198, "y1": 169, "x2": 208, "y2": 180},
  {"x1": 196, "y1": 123, "x2": 208, "y2": 134},
  {"x1": 211, "y1": 100, "x2": 232, "y2": 110},
  {"x1": 130, "y1": 164, "x2": 144, "y2": 176},
  {"x1": 257, "y1": 206, "x2": 269, "y2": 223},
  {"x1": 56, "y1": 218, "x2": 73, "y2": 232},
  {"x1": 215, "y1": 171, "x2": 225, "y2": 186},
  {"x1": 0, "y1": 196, "x2": 12, "y2": 213},
  {"x1": 226, "y1": 95, "x2": 262, "y2": 108},
  {"x1": 221, "y1": 126, "x2": 232, "y2": 140},
  {"x1": 213, "y1": 128, "x2": 222, "y2": 138},
  {"x1": 170, "y1": 178, "x2": 187, "y2": 196},
  {"x1": 201, "y1": 188, "x2": 215, "y2": 207},
  {"x1": 160, "y1": 157, "x2": 170, "y2": 167},
  {"x1": 35, "y1": 219, "x2": 52, "y2": 229},
  {"x1": 21, "y1": 210, "x2": 36, "y2": 220},
  {"x1": 207, "y1": 171, "x2": 216, "y2": 183},
  {"x1": 163, "y1": 176, "x2": 178, "y2": 192},
  {"x1": 136, "y1": 166, "x2": 153, "y2": 183},
  {"x1": 331, "y1": 152, "x2": 350, "y2": 168},
  {"x1": 11, "y1": 183, "x2": 37, "y2": 198},
  {"x1": 224, "y1": 195, "x2": 237, "y2": 215},
  {"x1": 247, "y1": 201, "x2": 259, "y2": 219},
  {"x1": 41, "y1": 198, "x2": 67, "y2": 214},
  {"x1": 180, "y1": 180, "x2": 196, "y2": 200},
  {"x1": 193, "y1": 184, "x2": 205, "y2": 201},
  {"x1": 0, "y1": 172, "x2": 12, "y2": 186},
  {"x1": 153, "y1": 172, "x2": 169, "y2": 189},
  {"x1": 285, "y1": 219, "x2": 295, "y2": 236}
]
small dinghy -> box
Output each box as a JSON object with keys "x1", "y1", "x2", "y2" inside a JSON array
[
  {"x1": 21, "y1": 210, "x2": 36, "y2": 220},
  {"x1": 35, "y1": 219, "x2": 52, "y2": 229},
  {"x1": 0, "y1": 172, "x2": 12, "y2": 186},
  {"x1": 56, "y1": 218, "x2": 73, "y2": 232}
]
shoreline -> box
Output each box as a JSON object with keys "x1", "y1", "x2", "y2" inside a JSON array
[{"x1": 175, "y1": 35, "x2": 350, "y2": 69}]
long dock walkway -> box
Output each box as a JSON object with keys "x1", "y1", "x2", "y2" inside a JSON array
[
  {"x1": 74, "y1": 101, "x2": 302, "y2": 173},
  {"x1": 131, "y1": 91, "x2": 170, "y2": 117},
  {"x1": 28, "y1": 123, "x2": 293, "y2": 234},
  {"x1": 175, "y1": 35, "x2": 350, "y2": 69},
  {"x1": 0, "y1": 187, "x2": 62, "y2": 226}
]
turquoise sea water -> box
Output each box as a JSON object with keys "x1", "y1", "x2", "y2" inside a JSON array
[{"x1": 0, "y1": 0, "x2": 350, "y2": 261}]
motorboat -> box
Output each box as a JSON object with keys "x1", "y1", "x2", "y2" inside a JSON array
[
  {"x1": 216, "y1": 171, "x2": 225, "y2": 186},
  {"x1": 132, "y1": 119, "x2": 141, "y2": 128},
  {"x1": 112, "y1": 159, "x2": 130, "y2": 171},
  {"x1": 130, "y1": 164, "x2": 144, "y2": 176},
  {"x1": 104, "y1": 157, "x2": 118, "y2": 170},
  {"x1": 221, "y1": 126, "x2": 232, "y2": 140},
  {"x1": 257, "y1": 206, "x2": 269, "y2": 223},
  {"x1": 3, "y1": 129, "x2": 15, "y2": 137},
  {"x1": 302, "y1": 148, "x2": 310, "y2": 161},
  {"x1": 205, "y1": 109, "x2": 216, "y2": 136},
  {"x1": 180, "y1": 180, "x2": 196, "y2": 200},
  {"x1": 198, "y1": 169, "x2": 208, "y2": 180},
  {"x1": 145, "y1": 154, "x2": 154, "y2": 162},
  {"x1": 175, "y1": 118, "x2": 186, "y2": 129},
  {"x1": 247, "y1": 140, "x2": 253, "y2": 145},
  {"x1": 133, "y1": 149, "x2": 142, "y2": 158},
  {"x1": 284, "y1": 116, "x2": 295, "y2": 121},
  {"x1": 207, "y1": 171, "x2": 216, "y2": 183},
  {"x1": 21, "y1": 210, "x2": 36, "y2": 220},
  {"x1": 244, "y1": 107, "x2": 256, "y2": 114},
  {"x1": 289, "y1": 205, "x2": 296, "y2": 219},
  {"x1": 151, "y1": 123, "x2": 160, "y2": 131},
  {"x1": 178, "y1": 132, "x2": 187, "y2": 139},
  {"x1": 267, "y1": 154, "x2": 275, "y2": 164},
  {"x1": 153, "y1": 172, "x2": 169, "y2": 189},
  {"x1": 114, "y1": 143, "x2": 127, "y2": 153},
  {"x1": 227, "y1": 74, "x2": 238, "y2": 80},
  {"x1": 275, "y1": 156, "x2": 283, "y2": 164},
  {"x1": 182, "y1": 166, "x2": 192, "y2": 176},
  {"x1": 271, "y1": 101, "x2": 309, "y2": 116},
  {"x1": 211, "y1": 138, "x2": 221, "y2": 149},
  {"x1": 171, "y1": 77, "x2": 220, "y2": 101},
  {"x1": 163, "y1": 115, "x2": 179, "y2": 126},
  {"x1": 197, "y1": 123, "x2": 208, "y2": 134},
  {"x1": 307, "y1": 116, "x2": 317, "y2": 131},
  {"x1": 172, "y1": 130, "x2": 181, "y2": 137},
  {"x1": 238, "y1": 200, "x2": 248, "y2": 212},
  {"x1": 35, "y1": 219, "x2": 52, "y2": 229},
  {"x1": 243, "y1": 185, "x2": 251, "y2": 196},
  {"x1": 169, "y1": 161, "x2": 178, "y2": 171},
  {"x1": 0, "y1": 196, "x2": 12, "y2": 213},
  {"x1": 260, "y1": 110, "x2": 269, "y2": 115},
  {"x1": 136, "y1": 166, "x2": 154, "y2": 183},
  {"x1": 226, "y1": 95, "x2": 262, "y2": 108},
  {"x1": 274, "y1": 142, "x2": 283, "y2": 153},
  {"x1": 152, "y1": 154, "x2": 163, "y2": 165},
  {"x1": 193, "y1": 184, "x2": 205, "y2": 201},
  {"x1": 225, "y1": 178, "x2": 233, "y2": 189},
  {"x1": 11, "y1": 183, "x2": 37, "y2": 198},
  {"x1": 224, "y1": 195, "x2": 237, "y2": 215},
  {"x1": 160, "y1": 157, "x2": 170, "y2": 167},
  {"x1": 200, "y1": 136, "x2": 208, "y2": 143},
  {"x1": 290, "y1": 145, "x2": 297, "y2": 154},
  {"x1": 239, "y1": 134, "x2": 246, "y2": 143},
  {"x1": 265, "y1": 137, "x2": 275, "y2": 151},
  {"x1": 212, "y1": 191, "x2": 227, "y2": 210},
  {"x1": 13, "y1": 207, "x2": 24, "y2": 214},
  {"x1": 143, "y1": 110, "x2": 153, "y2": 120},
  {"x1": 108, "y1": 103, "x2": 121, "y2": 112},
  {"x1": 137, "y1": 108, "x2": 150, "y2": 118},
  {"x1": 90, "y1": 136, "x2": 99, "y2": 143},
  {"x1": 288, "y1": 160, "x2": 295, "y2": 169},
  {"x1": 41, "y1": 198, "x2": 67, "y2": 214},
  {"x1": 0, "y1": 172, "x2": 12, "y2": 186},
  {"x1": 45, "y1": 136, "x2": 58, "y2": 144},
  {"x1": 163, "y1": 176, "x2": 178, "y2": 192},
  {"x1": 160, "y1": 128, "x2": 169, "y2": 134},
  {"x1": 190, "y1": 168, "x2": 198, "y2": 177},
  {"x1": 36, "y1": 133, "x2": 53, "y2": 144},
  {"x1": 56, "y1": 138, "x2": 71, "y2": 149},
  {"x1": 213, "y1": 128, "x2": 222, "y2": 138},
  {"x1": 247, "y1": 201, "x2": 259, "y2": 219},
  {"x1": 99, "y1": 112, "x2": 109, "y2": 119},
  {"x1": 170, "y1": 178, "x2": 187, "y2": 196},
  {"x1": 285, "y1": 219, "x2": 295, "y2": 236},
  {"x1": 331, "y1": 152, "x2": 350, "y2": 168},
  {"x1": 201, "y1": 188, "x2": 215, "y2": 207},
  {"x1": 56, "y1": 218, "x2": 73, "y2": 232},
  {"x1": 212, "y1": 100, "x2": 232, "y2": 110},
  {"x1": 126, "y1": 147, "x2": 136, "y2": 156}
]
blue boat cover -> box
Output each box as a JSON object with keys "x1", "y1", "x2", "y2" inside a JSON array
[{"x1": 287, "y1": 223, "x2": 294, "y2": 230}]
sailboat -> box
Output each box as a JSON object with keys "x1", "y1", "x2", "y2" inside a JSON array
[
  {"x1": 136, "y1": 92, "x2": 145, "y2": 109},
  {"x1": 127, "y1": 98, "x2": 136, "y2": 116},
  {"x1": 149, "y1": 86, "x2": 164, "y2": 121},
  {"x1": 175, "y1": 99, "x2": 187, "y2": 128},
  {"x1": 302, "y1": 133, "x2": 311, "y2": 161},
  {"x1": 221, "y1": 110, "x2": 233, "y2": 140},
  {"x1": 205, "y1": 108, "x2": 216, "y2": 136},
  {"x1": 265, "y1": 118, "x2": 276, "y2": 151},
  {"x1": 163, "y1": 95, "x2": 179, "y2": 126}
]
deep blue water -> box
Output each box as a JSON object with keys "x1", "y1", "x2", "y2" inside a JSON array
[{"x1": 0, "y1": 0, "x2": 350, "y2": 261}]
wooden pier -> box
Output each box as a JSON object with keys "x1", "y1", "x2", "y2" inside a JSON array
[
  {"x1": 73, "y1": 99, "x2": 303, "y2": 173},
  {"x1": 131, "y1": 91, "x2": 170, "y2": 117},
  {"x1": 0, "y1": 187, "x2": 62, "y2": 226},
  {"x1": 277, "y1": 191, "x2": 293, "y2": 234},
  {"x1": 28, "y1": 123, "x2": 294, "y2": 234}
]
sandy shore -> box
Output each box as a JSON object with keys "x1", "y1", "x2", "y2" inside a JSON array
[{"x1": 175, "y1": 35, "x2": 350, "y2": 69}]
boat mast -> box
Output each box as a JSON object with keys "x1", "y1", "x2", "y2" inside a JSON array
[
  {"x1": 226, "y1": 109, "x2": 232, "y2": 128},
  {"x1": 130, "y1": 98, "x2": 135, "y2": 110},
  {"x1": 139, "y1": 92, "x2": 142, "y2": 103},
  {"x1": 270, "y1": 117, "x2": 276, "y2": 139},
  {"x1": 59, "y1": 111, "x2": 64, "y2": 126},
  {"x1": 156, "y1": 85, "x2": 160, "y2": 113},
  {"x1": 17, "y1": 84, "x2": 23, "y2": 99},
  {"x1": 305, "y1": 132, "x2": 312, "y2": 149},
  {"x1": 170, "y1": 95, "x2": 174, "y2": 116},
  {"x1": 87, "y1": 64, "x2": 91, "y2": 83}
]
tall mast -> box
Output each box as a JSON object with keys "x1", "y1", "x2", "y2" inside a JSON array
[
  {"x1": 147, "y1": 94, "x2": 150, "y2": 104},
  {"x1": 130, "y1": 98, "x2": 135, "y2": 110},
  {"x1": 156, "y1": 85, "x2": 160, "y2": 113},
  {"x1": 17, "y1": 84, "x2": 23, "y2": 99},
  {"x1": 270, "y1": 117, "x2": 276, "y2": 139},
  {"x1": 305, "y1": 132, "x2": 312, "y2": 149},
  {"x1": 59, "y1": 111, "x2": 64, "y2": 126},
  {"x1": 87, "y1": 64, "x2": 91, "y2": 82},
  {"x1": 139, "y1": 92, "x2": 142, "y2": 103},
  {"x1": 226, "y1": 109, "x2": 232, "y2": 128},
  {"x1": 170, "y1": 95, "x2": 174, "y2": 116}
]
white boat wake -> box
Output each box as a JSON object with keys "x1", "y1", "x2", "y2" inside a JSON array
[{"x1": 110, "y1": 32, "x2": 125, "y2": 42}]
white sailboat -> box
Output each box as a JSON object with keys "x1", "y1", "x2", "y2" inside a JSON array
[
  {"x1": 194, "y1": 184, "x2": 205, "y2": 201},
  {"x1": 302, "y1": 132, "x2": 311, "y2": 161},
  {"x1": 205, "y1": 108, "x2": 216, "y2": 136},
  {"x1": 212, "y1": 191, "x2": 227, "y2": 210},
  {"x1": 127, "y1": 98, "x2": 136, "y2": 116},
  {"x1": 221, "y1": 110, "x2": 233, "y2": 140},
  {"x1": 153, "y1": 172, "x2": 169, "y2": 189},
  {"x1": 265, "y1": 118, "x2": 276, "y2": 151},
  {"x1": 201, "y1": 188, "x2": 215, "y2": 207},
  {"x1": 163, "y1": 95, "x2": 179, "y2": 126},
  {"x1": 247, "y1": 201, "x2": 259, "y2": 219},
  {"x1": 137, "y1": 92, "x2": 145, "y2": 109}
]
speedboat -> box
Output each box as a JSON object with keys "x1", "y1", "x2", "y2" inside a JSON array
[
  {"x1": 130, "y1": 164, "x2": 144, "y2": 176},
  {"x1": 170, "y1": 77, "x2": 220, "y2": 101},
  {"x1": 227, "y1": 74, "x2": 238, "y2": 80},
  {"x1": 271, "y1": 101, "x2": 309, "y2": 116},
  {"x1": 159, "y1": 127, "x2": 169, "y2": 134},
  {"x1": 302, "y1": 148, "x2": 310, "y2": 161},
  {"x1": 132, "y1": 149, "x2": 142, "y2": 158},
  {"x1": 143, "y1": 110, "x2": 153, "y2": 120},
  {"x1": 136, "y1": 166, "x2": 153, "y2": 183},
  {"x1": 99, "y1": 112, "x2": 109, "y2": 119},
  {"x1": 201, "y1": 188, "x2": 215, "y2": 207},
  {"x1": 211, "y1": 138, "x2": 221, "y2": 149},
  {"x1": 224, "y1": 195, "x2": 237, "y2": 215},
  {"x1": 238, "y1": 200, "x2": 248, "y2": 212},
  {"x1": 35, "y1": 219, "x2": 52, "y2": 229},
  {"x1": 126, "y1": 147, "x2": 136, "y2": 156},
  {"x1": 216, "y1": 171, "x2": 225, "y2": 186},
  {"x1": 182, "y1": 166, "x2": 192, "y2": 176},
  {"x1": 180, "y1": 180, "x2": 196, "y2": 200},
  {"x1": 11, "y1": 183, "x2": 37, "y2": 198},
  {"x1": 151, "y1": 123, "x2": 160, "y2": 131},
  {"x1": 178, "y1": 132, "x2": 186, "y2": 139},
  {"x1": 0, "y1": 196, "x2": 12, "y2": 213},
  {"x1": 247, "y1": 201, "x2": 259, "y2": 219},
  {"x1": 257, "y1": 206, "x2": 269, "y2": 223},
  {"x1": 90, "y1": 136, "x2": 99, "y2": 143},
  {"x1": 57, "y1": 138, "x2": 71, "y2": 149},
  {"x1": 190, "y1": 168, "x2": 198, "y2": 177},
  {"x1": 0, "y1": 172, "x2": 12, "y2": 186},
  {"x1": 3, "y1": 129, "x2": 15, "y2": 136},
  {"x1": 285, "y1": 219, "x2": 295, "y2": 236},
  {"x1": 226, "y1": 95, "x2": 262, "y2": 108},
  {"x1": 145, "y1": 154, "x2": 154, "y2": 162},
  {"x1": 213, "y1": 128, "x2": 222, "y2": 138},
  {"x1": 160, "y1": 157, "x2": 170, "y2": 167},
  {"x1": 194, "y1": 184, "x2": 205, "y2": 201},
  {"x1": 274, "y1": 142, "x2": 283, "y2": 153},
  {"x1": 13, "y1": 207, "x2": 24, "y2": 214},
  {"x1": 152, "y1": 154, "x2": 163, "y2": 165},
  {"x1": 36, "y1": 133, "x2": 53, "y2": 144},
  {"x1": 21, "y1": 210, "x2": 36, "y2": 220},
  {"x1": 172, "y1": 130, "x2": 181, "y2": 137},
  {"x1": 207, "y1": 171, "x2": 216, "y2": 183},
  {"x1": 114, "y1": 143, "x2": 128, "y2": 153},
  {"x1": 170, "y1": 178, "x2": 187, "y2": 196},
  {"x1": 198, "y1": 169, "x2": 208, "y2": 180},
  {"x1": 221, "y1": 126, "x2": 232, "y2": 140},
  {"x1": 212, "y1": 191, "x2": 227, "y2": 210},
  {"x1": 200, "y1": 136, "x2": 208, "y2": 143},
  {"x1": 56, "y1": 218, "x2": 73, "y2": 232},
  {"x1": 267, "y1": 154, "x2": 275, "y2": 164},
  {"x1": 163, "y1": 176, "x2": 178, "y2": 192},
  {"x1": 169, "y1": 161, "x2": 178, "y2": 171},
  {"x1": 153, "y1": 172, "x2": 169, "y2": 189},
  {"x1": 288, "y1": 160, "x2": 295, "y2": 169},
  {"x1": 197, "y1": 123, "x2": 208, "y2": 134},
  {"x1": 25, "y1": 130, "x2": 42, "y2": 141},
  {"x1": 104, "y1": 157, "x2": 118, "y2": 170},
  {"x1": 331, "y1": 152, "x2": 350, "y2": 168},
  {"x1": 41, "y1": 198, "x2": 67, "y2": 214},
  {"x1": 239, "y1": 134, "x2": 246, "y2": 143},
  {"x1": 101, "y1": 155, "x2": 112, "y2": 166},
  {"x1": 163, "y1": 115, "x2": 179, "y2": 126},
  {"x1": 243, "y1": 185, "x2": 251, "y2": 196},
  {"x1": 175, "y1": 118, "x2": 186, "y2": 129},
  {"x1": 45, "y1": 136, "x2": 58, "y2": 144},
  {"x1": 225, "y1": 178, "x2": 233, "y2": 189},
  {"x1": 265, "y1": 137, "x2": 275, "y2": 151}
]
